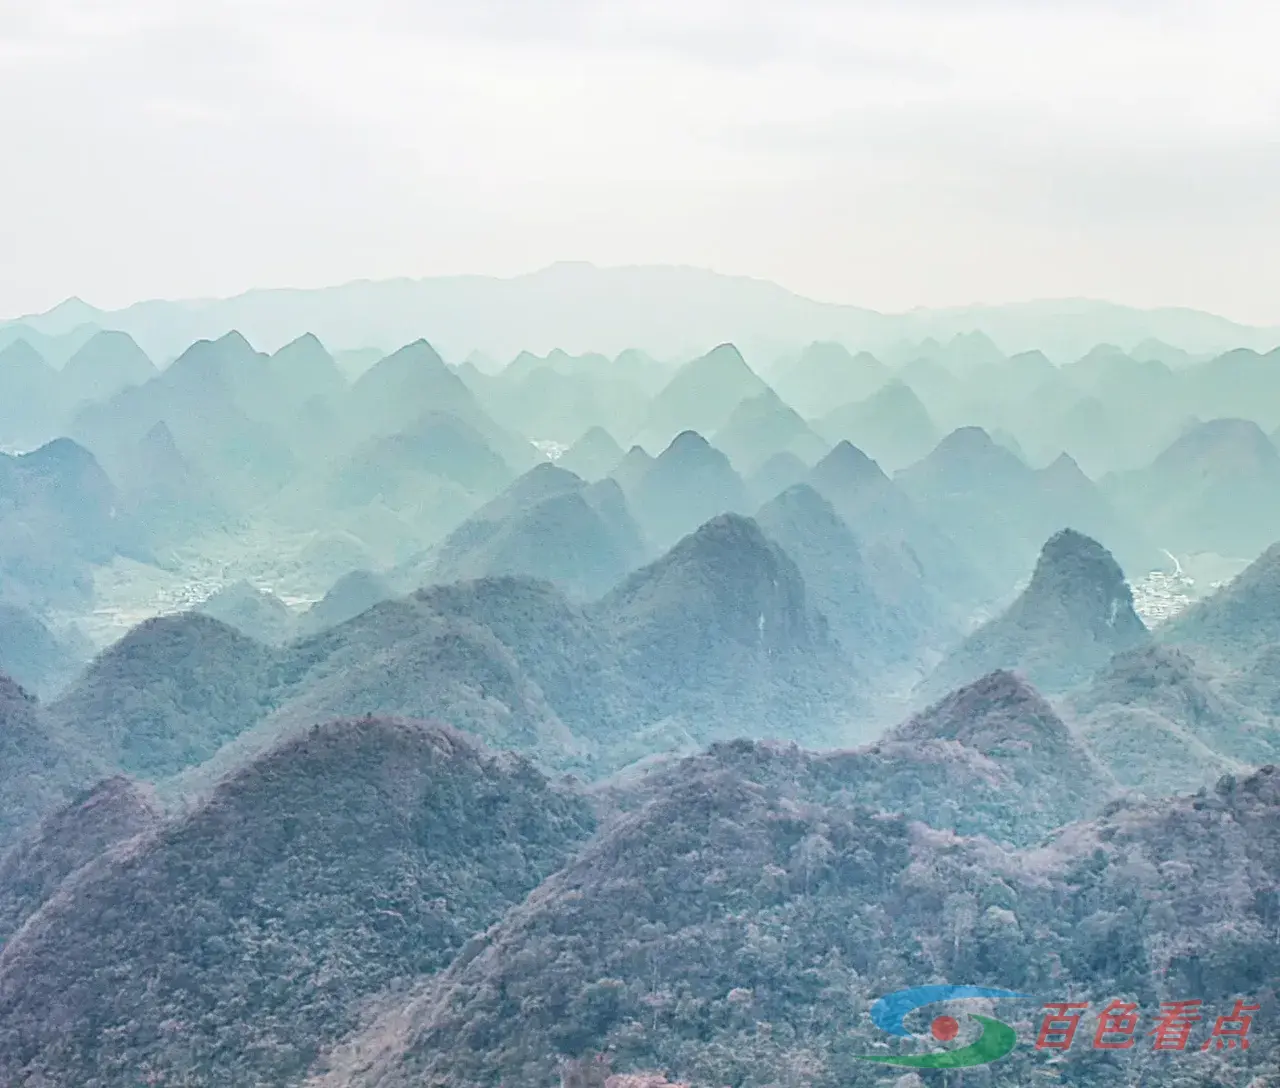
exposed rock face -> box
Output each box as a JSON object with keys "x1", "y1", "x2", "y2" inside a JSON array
[{"x1": 921, "y1": 529, "x2": 1149, "y2": 698}]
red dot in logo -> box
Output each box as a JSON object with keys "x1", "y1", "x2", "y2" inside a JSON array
[{"x1": 931, "y1": 1015, "x2": 961, "y2": 1042}]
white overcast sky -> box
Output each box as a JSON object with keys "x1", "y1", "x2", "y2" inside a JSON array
[{"x1": 2, "y1": 0, "x2": 1279, "y2": 321}]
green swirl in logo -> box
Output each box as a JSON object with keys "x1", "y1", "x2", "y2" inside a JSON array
[{"x1": 853, "y1": 985, "x2": 1032, "y2": 1069}]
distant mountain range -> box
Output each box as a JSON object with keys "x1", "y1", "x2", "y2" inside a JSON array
[
  {"x1": 0, "y1": 512, "x2": 1278, "y2": 1084},
  {"x1": 5, "y1": 263, "x2": 1279, "y2": 363},
  {"x1": 6, "y1": 263, "x2": 1280, "y2": 1088}
]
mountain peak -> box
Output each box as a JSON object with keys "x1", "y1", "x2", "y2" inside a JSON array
[
  {"x1": 374, "y1": 338, "x2": 447, "y2": 371},
  {"x1": 348, "y1": 339, "x2": 478, "y2": 438},
  {"x1": 775, "y1": 343, "x2": 891, "y2": 418},
  {"x1": 1036, "y1": 526, "x2": 1122, "y2": 575},
  {"x1": 622, "y1": 511, "x2": 762, "y2": 577},
  {"x1": 0, "y1": 338, "x2": 51, "y2": 372},
  {"x1": 638, "y1": 344, "x2": 766, "y2": 447},
  {"x1": 810, "y1": 440, "x2": 889, "y2": 487},
  {"x1": 271, "y1": 332, "x2": 333, "y2": 366},
  {"x1": 62, "y1": 330, "x2": 156, "y2": 400},
  {"x1": 40, "y1": 296, "x2": 101, "y2": 325},
  {"x1": 1046, "y1": 450, "x2": 1083, "y2": 472},
  {"x1": 570, "y1": 425, "x2": 619, "y2": 450},
  {"x1": 713, "y1": 388, "x2": 824, "y2": 473},
  {"x1": 466, "y1": 462, "x2": 584, "y2": 526},
  {"x1": 1164, "y1": 417, "x2": 1279, "y2": 466},
  {"x1": 66, "y1": 328, "x2": 151, "y2": 363},
  {"x1": 1010, "y1": 348, "x2": 1054, "y2": 368},
  {"x1": 633, "y1": 432, "x2": 747, "y2": 547},
  {"x1": 611, "y1": 444, "x2": 654, "y2": 477},
  {"x1": 513, "y1": 459, "x2": 583, "y2": 490},
  {"x1": 1039, "y1": 451, "x2": 1093, "y2": 487},
  {"x1": 701, "y1": 342, "x2": 748, "y2": 368},
  {"x1": 921, "y1": 529, "x2": 1147, "y2": 696},
  {"x1": 602, "y1": 512, "x2": 824, "y2": 664},
  {"x1": 871, "y1": 377, "x2": 926, "y2": 407},
  {"x1": 559, "y1": 426, "x2": 624, "y2": 481},
  {"x1": 891, "y1": 669, "x2": 1114, "y2": 805},
  {"x1": 214, "y1": 330, "x2": 258, "y2": 357},
  {"x1": 607, "y1": 445, "x2": 656, "y2": 506},
  {"x1": 18, "y1": 436, "x2": 102, "y2": 475},
  {"x1": 896, "y1": 669, "x2": 1067, "y2": 747},
  {"x1": 1023, "y1": 529, "x2": 1142, "y2": 623},
  {"x1": 814, "y1": 380, "x2": 938, "y2": 473},
  {"x1": 757, "y1": 481, "x2": 834, "y2": 522},
  {"x1": 930, "y1": 425, "x2": 1013, "y2": 462},
  {"x1": 658, "y1": 429, "x2": 715, "y2": 460},
  {"x1": 676, "y1": 510, "x2": 763, "y2": 552},
  {"x1": 0, "y1": 710, "x2": 596, "y2": 1087}
]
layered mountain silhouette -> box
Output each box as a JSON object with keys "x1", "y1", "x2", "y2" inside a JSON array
[
  {"x1": 297, "y1": 570, "x2": 395, "y2": 637},
  {"x1": 897, "y1": 426, "x2": 1154, "y2": 587},
  {"x1": 806, "y1": 440, "x2": 994, "y2": 616},
  {"x1": 0, "y1": 323, "x2": 97, "y2": 368},
  {"x1": 921, "y1": 529, "x2": 1149, "y2": 698},
  {"x1": 744, "y1": 449, "x2": 808, "y2": 506},
  {"x1": 0, "y1": 437, "x2": 143, "y2": 609},
  {"x1": 115, "y1": 420, "x2": 233, "y2": 546},
  {"x1": 0, "y1": 603, "x2": 85, "y2": 698},
  {"x1": 349, "y1": 339, "x2": 473, "y2": 436},
  {"x1": 607, "y1": 443, "x2": 655, "y2": 500},
  {"x1": 414, "y1": 466, "x2": 648, "y2": 600},
  {"x1": 630, "y1": 431, "x2": 749, "y2": 549},
  {"x1": 0, "y1": 339, "x2": 61, "y2": 450},
  {"x1": 71, "y1": 331, "x2": 299, "y2": 506},
  {"x1": 772, "y1": 342, "x2": 890, "y2": 417},
  {"x1": 610, "y1": 670, "x2": 1116, "y2": 849},
  {"x1": 711, "y1": 388, "x2": 827, "y2": 475},
  {"x1": 755, "y1": 484, "x2": 937, "y2": 670},
  {"x1": 1162, "y1": 541, "x2": 1280, "y2": 666},
  {"x1": 37, "y1": 513, "x2": 872, "y2": 806},
  {"x1": 559, "y1": 426, "x2": 625, "y2": 481},
  {"x1": 267, "y1": 332, "x2": 347, "y2": 406},
  {"x1": 0, "y1": 675, "x2": 105, "y2": 850},
  {"x1": 1065, "y1": 644, "x2": 1279, "y2": 794},
  {"x1": 634, "y1": 344, "x2": 767, "y2": 451},
  {"x1": 596, "y1": 513, "x2": 859, "y2": 748},
  {"x1": 1180, "y1": 346, "x2": 1280, "y2": 429},
  {"x1": 31, "y1": 264, "x2": 1280, "y2": 363},
  {"x1": 328, "y1": 411, "x2": 514, "y2": 509},
  {"x1": 474, "y1": 360, "x2": 649, "y2": 447},
  {"x1": 196, "y1": 581, "x2": 296, "y2": 645},
  {"x1": 5, "y1": 298, "x2": 1280, "y2": 1088},
  {"x1": 59, "y1": 330, "x2": 156, "y2": 408},
  {"x1": 1104, "y1": 418, "x2": 1280, "y2": 559},
  {"x1": 814, "y1": 379, "x2": 940, "y2": 473}
]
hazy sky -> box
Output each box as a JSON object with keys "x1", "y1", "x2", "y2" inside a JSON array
[{"x1": 3, "y1": 0, "x2": 1279, "y2": 322}]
